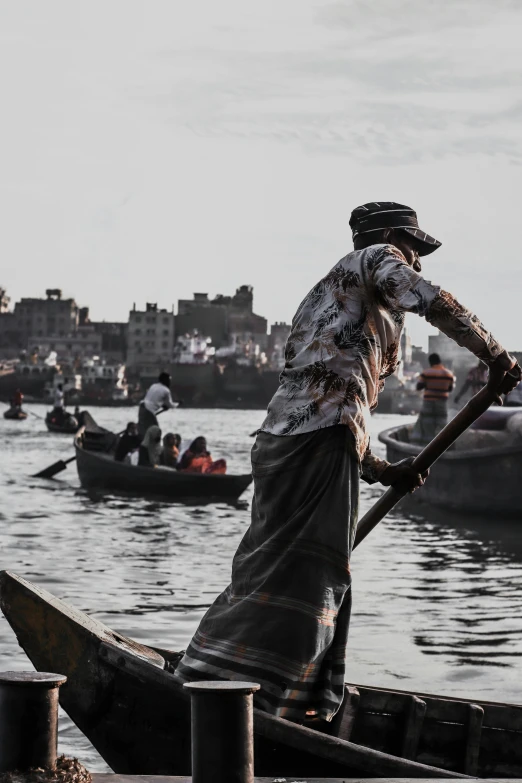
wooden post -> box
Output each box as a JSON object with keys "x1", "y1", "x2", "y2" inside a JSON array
[
  {"x1": 184, "y1": 681, "x2": 260, "y2": 783},
  {"x1": 0, "y1": 671, "x2": 67, "y2": 773}
]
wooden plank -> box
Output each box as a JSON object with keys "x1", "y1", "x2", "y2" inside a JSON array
[
  {"x1": 464, "y1": 704, "x2": 484, "y2": 776},
  {"x1": 254, "y1": 710, "x2": 471, "y2": 779},
  {"x1": 355, "y1": 682, "x2": 522, "y2": 731},
  {"x1": 402, "y1": 696, "x2": 427, "y2": 761},
  {"x1": 327, "y1": 685, "x2": 360, "y2": 741}
]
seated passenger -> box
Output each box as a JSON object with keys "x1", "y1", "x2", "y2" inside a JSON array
[
  {"x1": 178, "y1": 436, "x2": 227, "y2": 474},
  {"x1": 138, "y1": 425, "x2": 162, "y2": 468},
  {"x1": 160, "y1": 432, "x2": 181, "y2": 468},
  {"x1": 115, "y1": 422, "x2": 141, "y2": 462}
]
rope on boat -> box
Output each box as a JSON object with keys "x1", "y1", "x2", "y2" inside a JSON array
[{"x1": 0, "y1": 756, "x2": 91, "y2": 783}]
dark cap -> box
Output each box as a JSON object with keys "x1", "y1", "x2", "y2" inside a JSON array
[{"x1": 350, "y1": 201, "x2": 441, "y2": 256}]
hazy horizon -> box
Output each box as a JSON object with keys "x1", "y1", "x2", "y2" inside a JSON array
[{"x1": 1, "y1": 1, "x2": 521, "y2": 350}]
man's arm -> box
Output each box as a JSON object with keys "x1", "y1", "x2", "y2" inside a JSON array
[
  {"x1": 370, "y1": 246, "x2": 520, "y2": 396},
  {"x1": 162, "y1": 388, "x2": 176, "y2": 410},
  {"x1": 454, "y1": 376, "x2": 471, "y2": 403},
  {"x1": 416, "y1": 373, "x2": 426, "y2": 392},
  {"x1": 360, "y1": 444, "x2": 389, "y2": 485}
]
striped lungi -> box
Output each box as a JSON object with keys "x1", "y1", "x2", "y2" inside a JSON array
[
  {"x1": 411, "y1": 398, "x2": 448, "y2": 444},
  {"x1": 173, "y1": 425, "x2": 359, "y2": 722}
]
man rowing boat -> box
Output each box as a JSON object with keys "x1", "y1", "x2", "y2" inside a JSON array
[{"x1": 173, "y1": 201, "x2": 520, "y2": 722}]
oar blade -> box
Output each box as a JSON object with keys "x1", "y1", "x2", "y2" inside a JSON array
[{"x1": 33, "y1": 460, "x2": 68, "y2": 480}]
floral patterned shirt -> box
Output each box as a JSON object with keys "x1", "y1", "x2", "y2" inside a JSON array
[{"x1": 261, "y1": 244, "x2": 504, "y2": 482}]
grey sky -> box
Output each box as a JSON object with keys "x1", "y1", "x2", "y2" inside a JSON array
[{"x1": 1, "y1": 1, "x2": 521, "y2": 349}]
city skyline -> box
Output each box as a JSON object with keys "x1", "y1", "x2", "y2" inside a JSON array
[{"x1": 1, "y1": 2, "x2": 521, "y2": 351}]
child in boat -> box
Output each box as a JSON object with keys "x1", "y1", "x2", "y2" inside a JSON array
[
  {"x1": 138, "y1": 426, "x2": 162, "y2": 468},
  {"x1": 178, "y1": 437, "x2": 227, "y2": 474},
  {"x1": 160, "y1": 433, "x2": 181, "y2": 468}
]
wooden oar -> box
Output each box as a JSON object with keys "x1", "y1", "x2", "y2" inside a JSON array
[
  {"x1": 353, "y1": 384, "x2": 503, "y2": 550},
  {"x1": 25, "y1": 408, "x2": 46, "y2": 421},
  {"x1": 33, "y1": 409, "x2": 166, "y2": 480}
]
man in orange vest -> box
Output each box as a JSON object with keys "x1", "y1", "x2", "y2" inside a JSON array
[{"x1": 412, "y1": 353, "x2": 455, "y2": 442}]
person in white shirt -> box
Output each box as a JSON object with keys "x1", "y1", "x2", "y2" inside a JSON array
[
  {"x1": 138, "y1": 372, "x2": 176, "y2": 437},
  {"x1": 53, "y1": 384, "x2": 64, "y2": 410},
  {"x1": 50, "y1": 383, "x2": 67, "y2": 424}
]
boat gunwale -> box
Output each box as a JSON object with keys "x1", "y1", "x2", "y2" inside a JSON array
[{"x1": 378, "y1": 424, "x2": 522, "y2": 461}]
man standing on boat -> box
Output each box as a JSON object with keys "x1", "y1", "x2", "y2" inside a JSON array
[
  {"x1": 138, "y1": 372, "x2": 176, "y2": 437},
  {"x1": 454, "y1": 360, "x2": 489, "y2": 406},
  {"x1": 412, "y1": 353, "x2": 455, "y2": 443},
  {"x1": 173, "y1": 202, "x2": 520, "y2": 723},
  {"x1": 51, "y1": 383, "x2": 66, "y2": 424}
]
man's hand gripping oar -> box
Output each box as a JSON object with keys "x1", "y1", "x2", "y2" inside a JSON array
[{"x1": 354, "y1": 351, "x2": 521, "y2": 550}]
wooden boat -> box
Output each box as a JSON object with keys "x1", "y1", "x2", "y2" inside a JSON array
[
  {"x1": 3, "y1": 407, "x2": 28, "y2": 420},
  {"x1": 74, "y1": 427, "x2": 252, "y2": 503},
  {"x1": 2, "y1": 571, "x2": 521, "y2": 779},
  {"x1": 379, "y1": 422, "x2": 522, "y2": 515},
  {"x1": 45, "y1": 411, "x2": 80, "y2": 434}
]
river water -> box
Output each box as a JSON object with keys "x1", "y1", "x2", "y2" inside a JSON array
[{"x1": 1, "y1": 405, "x2": 521, "y2": 771}]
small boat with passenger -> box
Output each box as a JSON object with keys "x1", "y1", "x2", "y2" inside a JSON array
[
  {"x1": 3, "y1": 407, "x2": 28, "y2": 420},
  {"x1": 45, "y1": 411, "x2": 82, "y2": 434},
  {"x1": 379, "y1": 410, "x2": 522, "y2": 515},
  {"x1": 74, "y1": 419, "x2": 252, "y2": 503},
  {"x1": 2, "y1": 570, "x2": 521, "y2": 779}
]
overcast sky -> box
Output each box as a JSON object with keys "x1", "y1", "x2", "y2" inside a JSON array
[{"x1": 1, "y1": 1, "x2": 521, "y2": 349}]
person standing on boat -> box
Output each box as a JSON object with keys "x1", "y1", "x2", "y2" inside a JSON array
[
  {"x1": 12, "y1": 388, "x2": 23, "y2": 413},
  {"x1": 51, "y1": 383, "x2": 66, "y2": 424},
  {"x1": 173, "y1": 201, "x2": 520, "y2": 723},
  {"x1": 454, "y1": 360, "x2": 488, "y2": 406},
  {"x1": 138, "y1": 372, "x2": 176, "y2": 438},
  {"x1": 411, "y1": 353, "x2": 455, "y2": 443}
]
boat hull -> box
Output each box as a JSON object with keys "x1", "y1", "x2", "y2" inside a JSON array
[
  {"x1": 2, "y1": 572, "x2": 522, "y2": 778},
  {"x1": 75, "y1": 438, "x2": 252, "y2": 503},
  {"x1": 3, "y1": 409, "x2": 27, "y2": 420},
  {"x1": 379, "y1": 425, "x2": 522, "y2": 515},
  {"x1": 45, "y1": 414, "x2": 80, "y2": 434}
]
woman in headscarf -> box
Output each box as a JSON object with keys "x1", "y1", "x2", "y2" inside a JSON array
[
  {"x1": 138, "y1": 425, "x2": 162, "y2": 468},
  {"x1": 160, "y1": 432, "x2": 181, "y2": 468},
  {"x1": 178, "y1": 437, "x2": 226, "y2": 474},
  {"x1": 115, "y1": 421, "x2": 141, "y2": 463}
]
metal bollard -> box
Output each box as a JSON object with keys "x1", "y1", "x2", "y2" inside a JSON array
[
  {"x1": 0, "y1": 671, "x2": 67, "y2": 773},
  {"x1": 184, "y1": 680, "x2": 260, "y2": 783}
]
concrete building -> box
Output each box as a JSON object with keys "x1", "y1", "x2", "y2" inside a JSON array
[
  {"x1": 89, "y1": 322, "x2": 128, "y2": 363},
  {"x1": 28, "y1": 326, "x2": 103, "y2": 360},
  {"x1": 14, "y1": 289, "x2": 79, "y2": 348},
  {"x1": 175, "y1": 285, "x2": 268, "y2": 349},
  {"x1": 126, "y1": 302, "x2": 175, "y2": 372},
  {"x1": 268, "y1": 322, "x2": 291, "y2": 369}
]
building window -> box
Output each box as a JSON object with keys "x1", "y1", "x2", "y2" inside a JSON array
[
  {"x1": 163, "y1": 329, "x2": 169, "y2": 336},
  {"x1": 162, "y1": 341, "x2": 168, "y2": 348},
  {"x1": 135, "y1": 316, "x2": 142, "y2": 324},
  {"x1": 163, "y1": 316, "x2": 170, "y2": 324},
  {"x1": 134, "y1": 329, "x2": 141, "y2": 335}
]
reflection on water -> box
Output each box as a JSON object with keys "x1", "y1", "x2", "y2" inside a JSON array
[{"x1": 1, "y1": 407, "x2": 522, "y2": 770}]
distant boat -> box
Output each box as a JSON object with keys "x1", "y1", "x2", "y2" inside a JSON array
[
  {"x1": 74, "y1": 421, "x2": 252, "y2": 504},
  {"x1": 379, "y1": 420, "x2": 522, "y2": 515},
  {"x1": 3, "y1": 407, "x2": 27, "y2": 420},
  {"x1": 45, "y1": 411, "x2": 81, "y2": 434}
]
